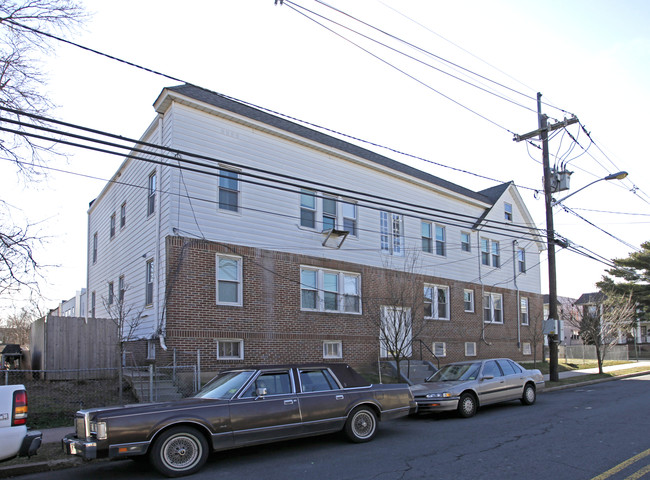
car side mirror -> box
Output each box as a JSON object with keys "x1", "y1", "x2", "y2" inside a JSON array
[
  {"x1": 481, "y1": 375, "x2": 494, "y2": 381},
  {"x1": 255, "y1": 387, "x2": 268, "y2": 398}
]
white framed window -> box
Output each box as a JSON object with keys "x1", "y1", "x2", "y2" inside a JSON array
[
  {"x1": 216, "y1": 254, "x2": 242, "y2": 306},
  {"x1": 461, "y1": 232, "x2": 471, "y2": 252},
  {"x1": 464, "y1": 289, "x2": 475, "y2": 312},
  {"x1": 465, "y1": 342, "x2": 477, "y2": 357},
  {"x1": 92, "y1": 232, "x2": 98, "y2": 264},
  {"x1": 435, "y1": 225, "x2": 446, "y2": 256},
  {"x1": 108, "y1": 282, "x2": 114, "y2": 305},
  {"x1": 380, "y1": 211, "x2": 403, "y2": 256},
  {"x1": 322, "y1": 196, "x2": 337, "y2": 231},
  {"x1": 517, "y1": 248, "x2": 526, "y2": 274},
  {"x1": 147, "y1": 171, "x2": 156, "y2": 216},
  {"x1": 120, "y1": 203, "x2": 126, "y2": 228},
  {"x1": 342, "y1": 201, "x2": 357, "y2": 237},
  {"x1": 421, "y1": 221, "x2": 433, "y2": 254},
  {"x1": 145, "y1": 259, "x2": 154, "y2": 306},
  {"x1": 147, "y1": 339, "x2": 156, "y2": 360},
  {"x1": 481, "y1": 238, "x2": 500, "y2": 268},
  {"x1": 300, "y1": 189, "x2": 317, "y2": 229},
  {"x1": 424, "y1": 284, "x2": 449, "y2": 320},
  {"x1": 323, "y1": 340, "x2": 342, "y2": 359},
  {"x1": 491, "y1": 241, "x2": 500, "y2": 268},
  {"x1": 505, "y1": 202, "x2": 513, "y2": 221},
  {"x1": 110, "y1": 213, "x2": 116, "y2": 239},
  {"x1": 433, "y1": 342, "x2": 446, "y2": 357},
  {"x1": 300, "y1": 267, "x2": 361, "y2": 313},
  {"x1": 522, "y1": 342, "x2": 532, "y2": 355},
  {"x1": 480, "y1": 238, "x2": 490, "y2": 266},
  {"x1": 118, "y1": 275, "x2": 125, "y2": 303},
  {"x1": 520, "y1": 297, "x2": 529, "y2": 325},
  {"x1": 217, "y1": 339, "x2": 243, "y2": 360},
  {"x1": 218, "y1": 168, "x2": 240, "y2": 212},
  {"x1": 483, "y1": 292, "x2": 503, "y2": 324},
  {"x1": 91, "y1": 291, "x2": 96, "y2": 318}
]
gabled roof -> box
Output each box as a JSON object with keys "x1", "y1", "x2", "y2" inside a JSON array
[
  {"x1": 156, "y1": 84, "x2": 498, "y2": 206},
  {"x1": 575, "y1": 292, "x2": 606, "y2": 305}
]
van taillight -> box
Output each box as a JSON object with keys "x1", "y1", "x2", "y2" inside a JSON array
[{"x1": 12, "y1": 390, "x2": 27, "y2": 426}]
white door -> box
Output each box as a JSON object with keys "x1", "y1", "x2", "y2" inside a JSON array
[{"x1": 380, "y1": 306, "x2": 412, "y2": 358}]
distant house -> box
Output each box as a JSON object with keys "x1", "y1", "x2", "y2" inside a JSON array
[
  {"x1": 50, "y1": 289, "x2": 87, "y2": 318},
  {"x1": 85, "y1": 84, "x2": 545, "y2": 370},
  {"x1": 543, "y1": 295, "x2": 582, "y2": 345}
]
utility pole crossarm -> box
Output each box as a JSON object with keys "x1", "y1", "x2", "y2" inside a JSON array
[{"x1": 513, "y1": 116, "x2": 579, "y2": 142}]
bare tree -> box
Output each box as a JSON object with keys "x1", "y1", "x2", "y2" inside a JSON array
[
  {"x1": 0, "y1": 303, "x2": 41, "y2": 346},
  {"x1": 103, "y1": 282, "x2": 143, "y2": 403},
  {"x1": 579, "y1": 294, "x2": 636, "y2": 374},
  {"x1": 524, "y1": 302, "x2": 545, "y2": 368},
  {"x1": 364, "y1": 251, "x2": 427, "y2": 381}
]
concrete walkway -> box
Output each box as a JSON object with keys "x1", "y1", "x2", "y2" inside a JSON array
[{"x1": 543, "y1": 360, "x2": 650, "y2": 381}]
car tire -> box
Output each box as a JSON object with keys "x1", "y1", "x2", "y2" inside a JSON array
[
  {"x1": 457, "y1": 393, "x2": 477, "y2": 418},
  {"x1": 520, "y1": 383, "x2": 536, "y2": 405},
  {"x1": 150, "y1": 426, "x2": 209, "y2": 478},
  {"x1": 344, "y1": 406, "x2": 377, "y2": 443}
]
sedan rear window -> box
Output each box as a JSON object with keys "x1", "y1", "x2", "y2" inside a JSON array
[{"x1": 299, "y1": 369, "x2": 340, "y2": 392}]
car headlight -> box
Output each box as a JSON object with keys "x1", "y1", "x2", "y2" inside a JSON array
[
  {"x1": 426, "y1": 392, "x2": 452, "y2": 399},
  {"x1": 89, "y1": 421, "x2": 107, "y2": 440}
]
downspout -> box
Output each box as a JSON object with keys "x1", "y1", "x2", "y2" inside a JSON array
[
  {"x1": 156, "y1": 114, "x2": 167, "y2": 352},
  {"x1": 513, "y1": 240, "x2": 521, "y2": 349}
]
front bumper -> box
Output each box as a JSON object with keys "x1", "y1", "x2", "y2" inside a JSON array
[
  {"x1": 62, "y1": 433, "x2": 97, "y2": 459},
  {"x1": 413, "y1": 397, "x2": 459, "y2": 414}
]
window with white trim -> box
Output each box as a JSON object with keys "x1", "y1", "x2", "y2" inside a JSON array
[
  {"x1": 110, "y1": 213, "x2": 116, "y2": 239},
  {"x1": 108, "y1": 282, "x2": 114, "y2": 305},
  {"x1": 505, "y1": 202, "x2": 513, "y2": 221},
  {"x1": 520, "y1": 297, "x2": 529, "y2": 325},
  {"x1": 91, "y1": 291, "x2": 96, "y2": 318},
  {"x1": 299, "y1": 192, "x2": 357, "y2": 237},
  {"x1": 216, "y1": 254, "x2": 242, "y2": 305},
  {"x1": 145, "y1": 259, "x2": 154, "y2": 306},
  {"x1": 118, "y1": 276, "x2": 125, "y2": 303},
  {"x1": 483, "y1": 292, "x2": 503, "y2": 324},
  {"x1": 147, "y1": 171, "x2": 156, "y2": 216},
  {"x1": 480, "y1": 238, "x2": 500, "y2": 268},
  {"x1": 217, "y1": 339, "x2": 243, "y2": 360},
  {"x1": 491, "y1": 241, "x2": 500, "y2": 268},
  {"x1": 218, "y1": 169, "x2": 240, "y2": 212},
  {"x1": 92, "y1": 232, "x2": 98, "y2": 264},
  {"x1": 522, "y1": 342, "x2": 532, "y2": 355},
  {"x1": 517, "y1": 248, "x2": 526, "y2": 274},
  {"x1": 120, "y1": 202, "x2": 126, "y2": 228},
  {"x1": 433, "y1": 342, "x2": 446, "y2": 357},
  {"x1": 322, "y1": 196, "x2": 337, "y2": 231},
  {"x1": 300, "y1": 189, "x2": 316, "y2": 229},
  {"x1": 435, "y1": 225, "x2": 446, "y2": 256},
  {"x1": 465, "y1": 342, "x2": 477, "y2": 356},
  {"x1": 461, "y1": 232, "x2": 471, "y2": 252},
  {"x1": 424, "y1": 284, "x2": 449, "y2": 320},
  {"x1": 323, "y1": 340, "x2": 342, "y2": 359},
  {"x1": 342, "y1": 201, "x2": 357, "y2": 236},
  {"x1": 464, "y1": 289, "x2": 475, "y2": 312},
  {"x1": 421, "y1": 221, "x2": 432, "y2": 254},
  {"x1": 300, "y1": 267, "x2": 361, "y2": 313},
  {"x1": 380, "y1": 211, "x2": 403, "y2": 256}
]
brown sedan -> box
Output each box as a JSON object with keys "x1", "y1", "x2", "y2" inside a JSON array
[{"x1": 63, "y1": 364, "x2": 414, "y2": 477}]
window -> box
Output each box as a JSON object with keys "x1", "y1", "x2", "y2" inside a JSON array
[
  {"x1": 483, "y1": 293, "x2": 503, "y2": 324},
  {"x1": 342, "y1": 202, "x2": 357, "y2": 236},
  {"x1": 421, "y1": 222, "x2": 432, "y2": 254},
  {"x1": 481, "y1": 238, "x2": 500, "y2": 267},
  {"x1": 216, "y1": 254, "x2": 242, "y2": 305},
  {"x1": 110, "y1": 213, "x2": 116, "y2": 239},
  {"x1": 461, "y1": 232, "x2": 471, "y2": 252},
  {"x1": 147, "y1": 339, "x2": 156, "y2": 360},
  {"x1": 464, "y1": 289, "x2": 475, "y2": 312},
  {"x1": 147, "y1": 172, "x2": 156, "y2": 216},
  {"x1": 323, "y1": 341, "x2": 342, "y2": 359},
  {"x1": 108, "y1": 282, "x2": 114, "y2": 305},
  {"x1": 435, "y1": 225, "x2": 446, "y2": 256},
  {"x1": 145, "y1": 259, "x2": 154, "y2": 305},
  {"x1": 433, "y1": 342, "x2": 446, "y2": 357},
  {"x1": 424, "y1": 284, "x2": 449, "y2": 320},
  {"x1": 322, "y1": 196, "x2": 337, "y2": 231},
  {"x1": 505, "y1": 202, "x2": 513, "y2": 221},
  {"x1": 465, "y1": 342, "x2": 477, "y2": 356},
  {"x1": 243, "y1": 371, "x2": 292, "y2": 397},
  {"x1": 300, "y1": 368, "x2": 340, "y2": 391},
  {"x1": 300, "y1": 189, "x2": 316, "y2": 229},
  {"x1": 380, "y1": 211, "x2": 403, "y2": 256},
  {"x1": 522, "y1": 342, "x2": 532, "y2": 355},
  {"x1": 520, "y1": 297, "x2": 529, "y2": 325},
  {"x1": 517, "y1": 248, "x2": 526, "y2": 273},
  {"x1": 483, "y1": 360, "x2": 503, "y2": 377},
  {"x1": 118, "y1": 276, "x2": 125, "y2": 303},
  {"x1": 300, "y1": 267, "x2": 361, "y2": 313},
  {"x1": 120, "y1": 203, "x2": 126, "y2": 228},
  {"x1": 92, "y1": 232, "x2": 98, "y2": 264},
  {"x1": 91, "y1": 291, "x2": 96, "y2": 318},
  {"x1": 491, "y1": 241, "x2": 500, "y2": 268},
  {"x1": 218, "y1": 169, "x2": 239, "y2": 212},
  {"x1": 217, "y1": 339, "x2": 243, "y2": 360}
]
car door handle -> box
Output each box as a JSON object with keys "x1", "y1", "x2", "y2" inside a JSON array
[
  {"x1": 284, "y1": 400, "x2": 294, "y2": 405},
  {"x1": 336, "y1": 395, "x2": 344, "y2": 400}
]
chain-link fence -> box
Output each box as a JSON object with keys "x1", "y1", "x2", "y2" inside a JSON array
[
  {"x1": 560, "y1": 344, "x2": 629, "y2": 362},
  {"x1": 2, "y1": 365, "x2": 199, "y2": 429}
]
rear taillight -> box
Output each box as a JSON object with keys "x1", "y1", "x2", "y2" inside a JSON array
[{"x1": 12, "y1": 390, "x2": 28, "y2": 426}]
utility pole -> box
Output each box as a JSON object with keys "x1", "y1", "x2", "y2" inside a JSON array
[{"x1": 514, "y1": 92, "x2": 578, "y2": 382}]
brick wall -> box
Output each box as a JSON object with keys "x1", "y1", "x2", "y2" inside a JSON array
[{"x1": 162, "y1": 236, "x2": 543, "y2": 371}]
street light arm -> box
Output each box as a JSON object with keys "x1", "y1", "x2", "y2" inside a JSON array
[{"x1": 552, "y1": 171, "x2": 628, "y2": 207}]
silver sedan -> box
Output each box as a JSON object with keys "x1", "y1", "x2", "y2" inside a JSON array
[{"x1": 410, "y1": 358, "x2": 545, "y2": 418}]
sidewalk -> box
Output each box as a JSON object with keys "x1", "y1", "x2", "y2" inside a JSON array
[{"x1": 543, "y1": 360, "x2": 650, "y2": 381}]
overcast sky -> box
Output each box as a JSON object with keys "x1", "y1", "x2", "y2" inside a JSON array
[{"x1": 2, "y1": 0, "x2": 649, "y2": 314}]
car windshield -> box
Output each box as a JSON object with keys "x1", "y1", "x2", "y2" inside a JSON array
[
  {"x1": 426, "y1": 363, "x2": 481, "y2": 382},
  {"x1": 194, "y1": 370, "x2": 255, "y2": 400}
]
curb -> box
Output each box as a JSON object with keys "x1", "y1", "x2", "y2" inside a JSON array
[{"x1": 541, "y1": 369, "x2": 650, "y2": 393}]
